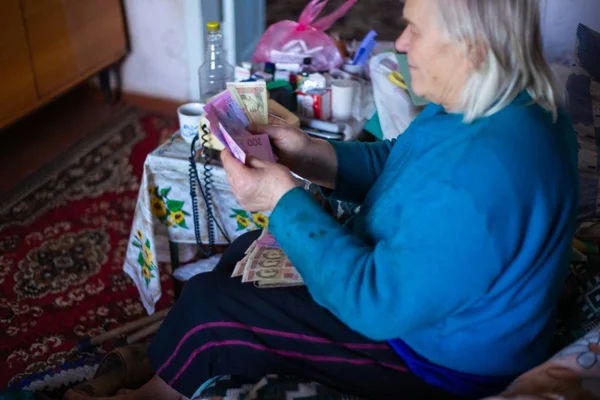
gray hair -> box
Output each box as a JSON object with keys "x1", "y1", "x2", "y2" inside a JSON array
[{"x1": 434, "y1": 0, "x2": 562, "y2": 123}]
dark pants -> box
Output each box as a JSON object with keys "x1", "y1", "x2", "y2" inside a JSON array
[{"x1": 148, "y1": 231, "x2": 455, "y2": 399}]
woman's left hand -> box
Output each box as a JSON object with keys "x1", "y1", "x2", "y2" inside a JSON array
[{"x1": 221, "y1": 150, "x2": 301, "y2": 212}]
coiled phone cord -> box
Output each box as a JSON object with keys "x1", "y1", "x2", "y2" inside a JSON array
[{"x1": 188, "y1": 124, "x2": 231, "y2": 257}]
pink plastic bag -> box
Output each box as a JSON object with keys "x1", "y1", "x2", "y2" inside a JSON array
[{"x1": 252, "y1": 0, "x2": 357, "y2": 72}]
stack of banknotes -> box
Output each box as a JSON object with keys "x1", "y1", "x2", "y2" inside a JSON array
[
  {"x1": 232, "y1": 228, "x2": 304, "y2": 288},
  {"x1": 204, "y1": 81, "x2": 277, "y2": 163}
]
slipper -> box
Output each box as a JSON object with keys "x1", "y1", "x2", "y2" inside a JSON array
[{"x1": 63, "y1": 343, "x2": 154, "y2": 399}]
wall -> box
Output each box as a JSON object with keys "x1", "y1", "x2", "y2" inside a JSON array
[
  {"x1": 120, "y1": 0, "x2": 189, "y2": 102},
  {"x1": 115, "y1": 0, "x2": 599, "y2": 101},
  {"x1": 541, "y1": 0, "x2": 600, "y2": 64}
]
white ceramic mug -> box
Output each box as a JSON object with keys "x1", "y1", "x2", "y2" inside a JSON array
[
  {"x1": 331, "y1": 80, "x2": 360, "y2": 122},
  {"x1": 177, "y1": 103, "x2": 205, "y2": 143}
]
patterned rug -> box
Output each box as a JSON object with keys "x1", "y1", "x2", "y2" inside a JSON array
[{"x1": 0, "y1": 109, "x2": 176, "y2": 394}]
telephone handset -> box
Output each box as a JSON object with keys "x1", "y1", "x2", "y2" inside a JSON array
[{"x1": 188, "y1": 124, "x2": 231, "y2": 257}]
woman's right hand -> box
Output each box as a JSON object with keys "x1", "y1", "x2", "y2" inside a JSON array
[
  {"x1": 250, "y1": 125, "x2": 312, "y2": 169},
  {"x1": 250, "y1": 124, "x2": 338, "y2": 190}
]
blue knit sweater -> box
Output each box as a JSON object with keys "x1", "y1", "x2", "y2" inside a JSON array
[{"x1": 269, "y1": 93, "x2": 579, "y2": 396}]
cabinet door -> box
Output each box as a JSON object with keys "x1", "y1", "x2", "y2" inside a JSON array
[
  {"x1": 0, "y1": 0, "x2": 39, "y2": 127},
  {"x1": 22, "y1": 0, "x2": 127, "y2": 98}
]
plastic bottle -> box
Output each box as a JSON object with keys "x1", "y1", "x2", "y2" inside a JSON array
[
  {"x1": 198, "y1": 22, "x2": 234, "y2": 102},
  {"x1": 301, "y1": 57, "x2": 312, "y2": 75}
]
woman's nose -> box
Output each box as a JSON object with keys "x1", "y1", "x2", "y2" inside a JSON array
[{"x1": 395, "y1": 28, "x2": 410, "y2": 53}]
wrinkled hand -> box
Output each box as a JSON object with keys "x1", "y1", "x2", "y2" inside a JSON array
[
  {"x1": 250, "y1": 124, "x2": 311, "y2": 170},
  {"x1": 221, "y1": 150, "x2": 301, "y2": 212}
]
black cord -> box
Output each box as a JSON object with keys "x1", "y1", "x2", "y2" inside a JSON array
[
  {"x1": 188, "y1": 125, "x2": 232, "y2": 257},
  {"x1": 199, "y1": 125, "x2": 231, "y2": 243}
]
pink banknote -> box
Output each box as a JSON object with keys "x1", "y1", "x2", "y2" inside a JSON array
[
  {"x1": 203, "y1": 103, "x2": 226, "y2": 146},
  {"x1": 256, "y1": 231, "x2": 280, "y2": 248},
  {"x1": 205, "y1": 89, "x2": 277, "y2": 163},
  {"x1": 220, "y1": 123, "x2": 246, "y2": 164},
  {"x1": 240, "y1": 134, "x2": 278, "y2": 163},
  {"x1": 209, "y1": 90, "x2": 249, "y2": 134}
]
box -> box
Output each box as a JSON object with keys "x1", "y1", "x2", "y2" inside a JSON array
[
  {"x1": 234, "y1": 66, "x2": 252, "y2": 82},
  {"x1": 297, "y1": 89, "x2": 331, "y2": 121}
]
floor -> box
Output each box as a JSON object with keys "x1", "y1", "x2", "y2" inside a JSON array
[{"x1": 0, "y1": 85, "x2": 179, "y2": 195}]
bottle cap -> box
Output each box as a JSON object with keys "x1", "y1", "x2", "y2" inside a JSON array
[
  {"x1": 207, "y1": 22, "x2": 220, "y2": 32},
  {"x1": 264, "y1": 62, "x2": 276, "y2": 74}
]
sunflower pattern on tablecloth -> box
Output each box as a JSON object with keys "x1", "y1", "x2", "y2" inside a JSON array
[
  {"x1": 230, "y1": 209, "x2": 269, "y2": 231},
  {"x1": 131, "y1": 229, "x2": 157, "y2": 286},
  {"x1": 149, "y1": 186, "x2": 190, "y2": 229}
]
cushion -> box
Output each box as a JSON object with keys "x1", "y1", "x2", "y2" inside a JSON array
[
  {"x1": 576, "y1": 24, "x2": 600, "y2": 80},
  {"x1": 484, "y1": 324, "x2": 600, "y2": 399},
  {"x1": 567, "y1": 67, "x2": 600, "y2": 220},
  {"x1": 551, "y1": 63, "x2": 575, "y2": 89},
  {"x1": 555, "y1": 249, "x2": 600, "y2": 350}
]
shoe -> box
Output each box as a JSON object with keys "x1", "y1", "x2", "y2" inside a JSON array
[{"x1": 63, "y1": 343, "x2": 154, "y2": 399}]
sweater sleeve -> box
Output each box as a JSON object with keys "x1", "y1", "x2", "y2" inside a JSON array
[
  {"x1": 269, "y1": 182, "x2": 505, "y2": 341},
  {"x1": 328, "y1": 139, "x2": 394, "y2": 203}
]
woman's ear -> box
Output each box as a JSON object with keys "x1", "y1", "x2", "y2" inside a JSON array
[{"x1": 465, "y1": 40, "x2": 488, "y2": 70}]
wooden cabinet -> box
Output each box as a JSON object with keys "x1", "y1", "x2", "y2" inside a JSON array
[
  {"x1": 0, "y1": 0, "x2": 39, "y2": 126},
  {"x1": 0, "y1": 0, "x2": 127, "y2": 129}
]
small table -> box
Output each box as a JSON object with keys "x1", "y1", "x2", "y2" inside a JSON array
[{"x1": 122, "y1": 133, "x2": 272, "y2": 314}]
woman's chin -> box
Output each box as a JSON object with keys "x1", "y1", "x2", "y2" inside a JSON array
[{"x1": 411, "y1": 82, "x2": 425, "y2": 98}]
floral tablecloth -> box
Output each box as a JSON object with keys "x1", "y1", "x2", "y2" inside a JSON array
[{"x1": 123, "y1": 133, "x2": 271, "y2": 314}]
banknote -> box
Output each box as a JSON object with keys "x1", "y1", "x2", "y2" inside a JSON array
[
  {"x1": 220, "y1": 128, "x2": 276, "y2": 163},
  {"x1": 240, "y1": 133, "x2": 277, "y2": 163},
  {"x1": 243, "y1": 265, "x2": 301, "y2": 283},
  {"x1": 205, "y1": 89, "x2": 276, "y2": 163},
  {"x1": 231, "y1": 227, "x2": 304, "y2": 288},
  {"x1": 203, "y1": 103, "x2": 227, "y2": 146},
  {"x1": 245, "y1": 241, "x2": 258, "y2": 255},
  {"x1": 254, "y1": 280, "x2": 304, "y2": 289},
  {"x1": 220, "y1": 123, "x2": 247, "y2": 163},
  {"x1": 244, "y1": 247, "x2": 295, "y2": 273},
  {"x1": 255, "y1": 231, "x2": 280, "y2": 248},
  {"x1": 210, "y1": 90, "x2": 250, "y2": 132},
  {"x1": 233, "y1": 234, "x2": 265, "y2": 278},
  {"x1": 246, "y1": 229, "x2": 267, "y2": 253},
  {"x1": 227, "y1": 81, "x2": 269, "y2": 125},
  {"x1": 243, "y1": 250, "x2": 298, "y2": 281},
  {"x1": 232, "y1": 255, "x2": 248, "y2": 277},
  {"x1": 204, "y1": 103, "x2": 248, "y2": 163}
]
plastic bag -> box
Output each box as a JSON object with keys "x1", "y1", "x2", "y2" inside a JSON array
[
  {"x1": 252, "y1": 0, "x2": 357, "y2": 72},
  {"x1": 369, "y1": 52, "x2": 420, "y2": 140}
]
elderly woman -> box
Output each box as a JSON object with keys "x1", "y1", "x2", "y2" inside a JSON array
[{"x1": 69, "y1": 0, "x2": 578, "y2": 399}]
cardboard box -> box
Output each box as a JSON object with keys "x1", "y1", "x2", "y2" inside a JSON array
[{"x1": 296, "y1": 89, "x2": 331, "y2": 121}]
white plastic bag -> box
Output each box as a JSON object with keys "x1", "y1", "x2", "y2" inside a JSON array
[{"x1": 369, "y1": 52, "x2": 420, "y2": 140}]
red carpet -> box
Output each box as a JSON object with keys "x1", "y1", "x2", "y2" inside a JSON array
[{"x1": 0, "y1": 110, "x2": 176, "y2": 391}]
